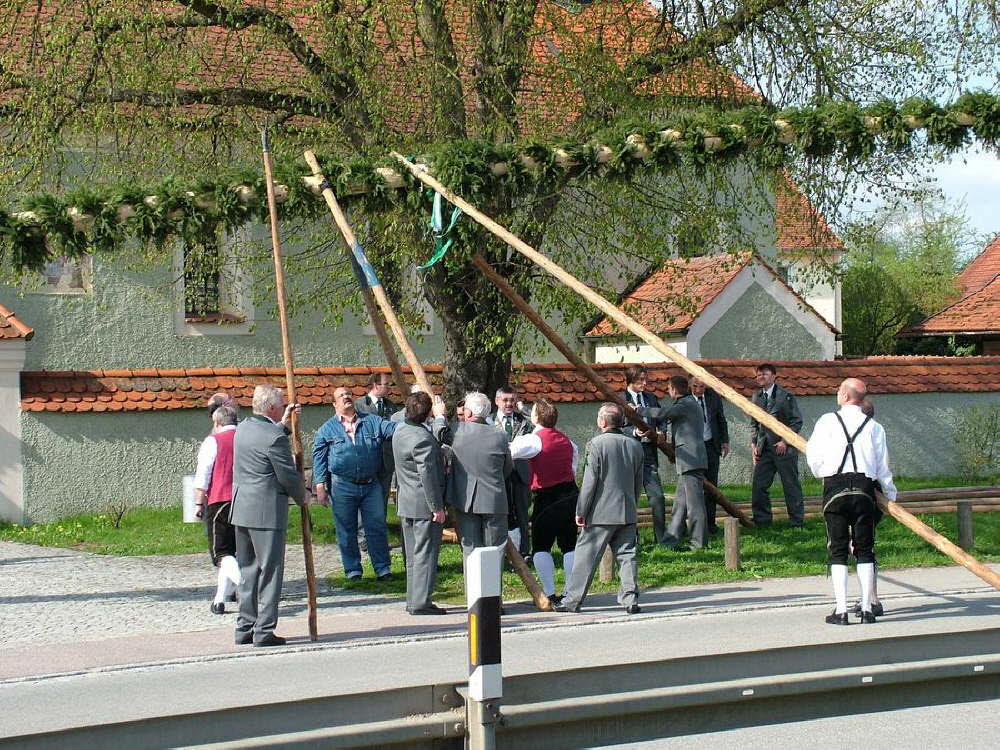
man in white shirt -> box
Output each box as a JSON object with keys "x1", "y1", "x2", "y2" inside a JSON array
[{"x1": 806, "y1": 377, "x2": 897, "y2": 626}]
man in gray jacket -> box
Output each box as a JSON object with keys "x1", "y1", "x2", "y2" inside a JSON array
[
  {"x1": 449, "y1": 392, "x2": 512, "y2": 558},
  {"x1": 392, "y1": 391, "x2": 448, "y2": 615},
  {"x1": 638, "y1": 375, "x2": 710, "y2": 550},
  {"x1": 555, "y1": 403, "x2": 644, "y2": 615},
  {"x1": 231, "y1": 385, "x2": 306, "y2": 647}
]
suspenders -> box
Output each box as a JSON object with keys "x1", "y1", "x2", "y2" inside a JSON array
[{"x1": 834, "y1": 413, "x2": 872, "y2": 474}]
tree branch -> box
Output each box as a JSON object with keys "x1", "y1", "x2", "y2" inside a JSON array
[
  {"x1": 625, "y1": 0, "x2": 792, "y2": 82},
  {"x1": 413, "y1": 0, "x2": 467, "y2": 138},
  {"x1": 92, "y1": 86, "x2": 338, "y2": 119}
]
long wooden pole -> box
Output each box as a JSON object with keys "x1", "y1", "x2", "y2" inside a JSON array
[
  {"x1": 393, "y1": 151, "x2": 1000, "y2": 593},
  {"x1": 304, "y1": 151, "x2": 551, "y2": 611},
  {"x1": 261, "y1": 132, "x2": 319, "y2": 640},
  {"x1": 472, "y1": 253, "x2": 752, "y2": 528}
]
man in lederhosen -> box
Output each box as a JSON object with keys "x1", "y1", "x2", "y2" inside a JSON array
[{"x1": 806, "y1": 378, "x2": 897, "y2": 625}]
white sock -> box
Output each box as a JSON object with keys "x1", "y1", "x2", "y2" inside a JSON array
[
  {"x1": 214, "y1": 567, "x2": 229, "y2": 604},
  {"x1": 220, "y1": 555, "x2": 241, "y2": 586},
  {"x1": 831, "y1": 564, "x2": 849, "y2": 614},
  {"x1": 858, "y1": 562, "x2": 875, "y2": 613},
  {"x1": 508, "y1": 528, "x2": 521, "y2": 551},
  {"x1": 562, "y1": 551, "x2": 575, "y2": 595},
  {"x1": 871, "y1": 561, "x2": 880, "y2": 604},
  {"x1": 534, "y1": 551, "x2": 556, "y2": 596}
]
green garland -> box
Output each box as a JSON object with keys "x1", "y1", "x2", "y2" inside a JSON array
[{"x1": 2, "y1": 94, "x2": 998, "y2": 273}]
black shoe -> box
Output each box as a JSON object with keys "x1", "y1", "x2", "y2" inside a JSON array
[
  {"x1": 860, "y1": 611, "x2": 878, "y2": 624},
  {"x1": 547, "y1": 594, "x2": 564, "y2": 607},
  {"x1": 377, "y1": 572, "x2": 394, "y2": 582},
  {"x1": 825, "y1": 611, "x2": 850, "y2": 625},
  {"x1": 210, "y1": 602, "x2": 225, "y2": 615},
  {"x1": 254, "y1": 634, "x2": 287, "y2": 647},
  {"x1": 235, "y1": 631, "x2": 253, "y2": 645},
  {"x1": 409, "y1": 604, "x2": 448, "y2": 615},
  {"x1": 852, "y1": 601, "x2": 884, "y2": 617},
  {"x1": 625, "y1": 604, "x2": 641, "y2": 615}
]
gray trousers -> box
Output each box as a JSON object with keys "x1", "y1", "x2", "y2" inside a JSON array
[
  {"x1": 235, "y1": 525, "x2": 286, "y2": 642},
  {"x1": 455, "y1": 510, "x2": 508, "y2": 559},
  {"x1": 562, "y1": 523, "x2": 638, "y2": 611},
  {"x1": 401, "y1": 517, "x2": 443, "y2": 611},
  {"x1": 704, "y1": 442, "x2": 721, "y2": 531},
  {"x1": 663, "y1": 469, "x2": 708, "y2": 549},
  {"x1": 751, "y1": 446, "x2": 805, "y2": 526},
  {"x1": 642, "y1": 462, "x2": 667, "y2": 543}
]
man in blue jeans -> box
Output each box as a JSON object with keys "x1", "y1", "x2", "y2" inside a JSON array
[{"x1": 313, "y1": 386, "x2": 399, "y2": 581}]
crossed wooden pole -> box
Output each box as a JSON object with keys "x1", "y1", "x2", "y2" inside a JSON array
[
  {"x1": 303, "y1": 151, "x2": 552, "y2": 611},
  {"x1": 390, "y1": 151, "x2": 1000, "y2": 594}
]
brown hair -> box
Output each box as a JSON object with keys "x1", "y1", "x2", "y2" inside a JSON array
[
  {"x1": 367, "y1": 372, "x2": 390, "y2": 387},
  {"x1": 624, "y1": 365, "x2": 647, "y2": 386},
  {"x1": 404, "y1": 391, "x2": 432, "y2": 423},
  {"x1": 533, "y1": 398, "x2": 558, "y2": 428}
]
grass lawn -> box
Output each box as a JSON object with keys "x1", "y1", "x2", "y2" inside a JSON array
[{"x1": 2, "y1": 476, "x2": 997, "y2": 604}]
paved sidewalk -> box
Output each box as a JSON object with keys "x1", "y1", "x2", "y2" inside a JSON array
[{"x1": 2, "y1": 539, "x2": 999, "y2": 684}]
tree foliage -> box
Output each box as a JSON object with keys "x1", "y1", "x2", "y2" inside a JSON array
[
  {"x1": 2, "y1": 1, "x2": 997, "y2": 397},
  {"x1": 841, "y1": 197, "x2": 972, "y2": 356}
]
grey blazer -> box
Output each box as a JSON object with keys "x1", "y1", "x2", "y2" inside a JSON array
[
  {"x1": 576, "y1": 430, "x2": 644, "y2": 525},
  {"x1": 230, "y1": 415, "x2": 306, "y2": 530},
  {"x1": 392, "y1": 422, "x2": 446, "y2": 519},
  {"x1": 750, "y1": 384, "x2": 803, "y2": 450},
  {"x1": 449, "y1": 420, "x2": 512, "y2": 514},
  {"x1": 640, "y1": 395, "x2": 708, "y2": 474}
]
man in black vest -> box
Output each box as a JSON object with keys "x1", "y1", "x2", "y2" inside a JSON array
[
  {"x1": 620, "y1": 365, "x2": 668, "y2": 544},
  {"x1": 749, "y1": 363, "x2": 805, "y2": 527},
  {"x1": 690, "y1": 377, "x2": 729, "y2": 534}
]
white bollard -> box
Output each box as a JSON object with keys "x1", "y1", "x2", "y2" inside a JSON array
[
  {"x1": 182, "y1": 475, "x2": 200, "y2": 523},
  {"x1": 466, "y1": 543, "x2": 505, "y2": 750}
]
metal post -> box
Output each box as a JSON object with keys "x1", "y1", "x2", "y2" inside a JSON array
[
  {"x1": 466, "y1": 544, "x2": 505, "y2": 750},
  {"x1": 957, "y1": 500, "x2": 975, "y2": 552},
  {"x1": 724, "y1": 517, "x2": 741, "y2": 570}
]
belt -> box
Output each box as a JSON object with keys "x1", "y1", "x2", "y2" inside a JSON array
[{"x1": 333, "y1": 475, "x2": 376, "y2": 485}]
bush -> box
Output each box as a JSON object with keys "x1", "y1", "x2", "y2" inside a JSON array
[{"x1": 953, "y1": 405, "x2": 1000, "y2": 481}]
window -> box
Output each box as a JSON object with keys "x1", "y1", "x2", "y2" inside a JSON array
[
  {"x1": 174, "y1": 232, "x2": 253, "y2": 336},
  {"x1": 183, "y1": 242, "x2": 222, "y2": 321},
  {"x1": 34, "y1": 256, "x2": 92, "y2": 294}
]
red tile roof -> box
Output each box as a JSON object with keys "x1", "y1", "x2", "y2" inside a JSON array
[
  {"x1": 0, "y1": 303, "x2": 34, "y2": 341},
  {"x1": 774, "y1": 173, "x2": 844, "y2": 252},
  {"x1": 900, "y1": 237, "x2": 1000, "y2": 337},
  {"x1": 584, "y1": 252, "x2": 837, "y2": 338},
  {"x1": 958, "y1": 236, "x2": 1000, "y2": 295},
  {"x1": 21, "y1": 356, "x2": 1000, "y2": 413}
]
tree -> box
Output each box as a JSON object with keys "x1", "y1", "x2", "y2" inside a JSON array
[
  {"x1": 841, "y1": 197, "x2": 971, "y2": 356},
  {"x1": 1, "y1": 1, "x2": 996, "y2": 399}
]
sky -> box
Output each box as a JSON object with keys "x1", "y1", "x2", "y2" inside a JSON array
[{"x1": 924, "y1": 150, "x2": 1000, "y2": 251}]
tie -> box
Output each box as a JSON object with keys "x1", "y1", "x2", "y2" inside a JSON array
[
  {"x1": 374, "y1": 398, "x2": 381, "y2": 414},
  {"x1": 762, "y1": 390, "x2": 769, "y2": 409},
  {"x1": 700, "y1": 396, "x2": 708, "y2": 424},
  {"x1": 639, "y1": 392, "x2": 647, "y2": 408},
  {"x1": 504, "y1": 417, "x2": 513, "y2": 438}
]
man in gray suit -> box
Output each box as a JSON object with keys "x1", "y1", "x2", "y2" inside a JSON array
[
  {"x1": 638, "y1": 375, "x2": 710, "y2": 550},
  {"x1": 750, "y1": 363, "x2": 805, "y2": 527},
  {"x1": 231, "y1": 385, "x2": 306, "y2": 647},
  {"x1": 555, "y1": 403, "x2": 644, "y2": 615},
  {"x1": 494, "y1": 385, "x2": 533, "y2": 558},
  {"x1": 392, "y1": 391, "x2": 449, "y2": 615},
  {"x1": 449, "y1": 392, "x2": 512, "y2": 558}
]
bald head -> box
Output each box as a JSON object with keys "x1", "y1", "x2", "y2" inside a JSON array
[{"x1": 838, "y1": 378, "x2": 867, "y2": 406}]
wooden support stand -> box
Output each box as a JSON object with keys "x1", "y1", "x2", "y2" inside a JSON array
[
  {"x1": 724, "y1": 517, "x2": 740, "y2": 571},
  {"x1": 392, "y1": 151, "x2": 1000, "y2": 594},
  {"x1": 599, "y1": 545, "x2": 614, "y2": 584},
  {"x1": 958, "y1": 500, "x2": 975, "y2": 552}
]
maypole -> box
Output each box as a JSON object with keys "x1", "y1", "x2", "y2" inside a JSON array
[
  {"x1": 304, "y1": 151, "x2": 552, "y2": 611},
  {"x1": 261, "y1": 131, "x2": 319, "y2": 640},
  {"x1": 392, "y1": 151, "x2": 1000, "y2": 593}
]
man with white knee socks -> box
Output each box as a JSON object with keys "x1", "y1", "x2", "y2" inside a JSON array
[
  {"x1": 807, "y1": 378, "x2": 897, "y2": 625},
  {"x1": 194, "y1": 400, "x2": 242, "y2": 615}
]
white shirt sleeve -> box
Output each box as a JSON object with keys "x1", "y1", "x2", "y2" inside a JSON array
[
  {"x1": 194, "y1": 435, "x2": 218, "y2": 492},
  {"x1": 571, "y1": 441, "x2": 580, "y2": 474},
  {"x1": 871, "y1": 422, "x2": 898, "y2": 500},
  {"x1": 509, "y1": 432, "x2": 542, "y2": 461},
  {"x1": 805, "y1": 413, "x2": 836, "y2": 479}
]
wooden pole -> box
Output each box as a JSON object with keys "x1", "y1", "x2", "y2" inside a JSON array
[
  {"x1": 598, "y1": 545, "x2": 614, "y2": 584},
  {"x1": 304, "y1": 150, "x2": 550, "y2": 611},
  {"x1": 261, "y1": 131, "x2": 319, "y2": 641},
  {"x1": 472, "y1": 253, "x2": 752, "y2": 528},
  {"x1": 301, "y1": 152, "x2": 407, "y2": 394},
  {"x1": 958, "y1": 500, "x2": 975, "y2": 552},
  {"x1": 724, "y1": 517, "x2": 741, "y2": 570},
  {"x1": 392, "y1": 151, "x2": 1000, "y2": 593}
]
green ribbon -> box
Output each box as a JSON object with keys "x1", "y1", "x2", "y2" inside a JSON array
[{"x1": 418, "y1": 191, "x2": 461, "y2": 269}]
